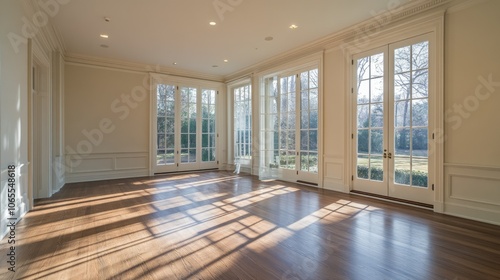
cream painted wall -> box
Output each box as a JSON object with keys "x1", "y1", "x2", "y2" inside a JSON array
[
  {"x1": 444, "y1": 0, "x2": 500, "y2": 167},
  {"x1": 319, "y1": 0, "x2": 500, "y2": 224},
  {"x1": 442, "y1": 0, "x2": 500, "y2": 224},
  {"x1": 0, "y1": 1, "x2": 31, "y2": 237},
  {"x1": 64, "y1": 65, "x2": 149, "y2": 154},
  {"x1": 323, "y1": 50, "x2": 346, "y2": 158},
  {"x1": 322, "y1": 49, "x2": 347, "y2": 191},
  {"x1": 64, "y1": 64, "x2": 150, "y2": 182}
]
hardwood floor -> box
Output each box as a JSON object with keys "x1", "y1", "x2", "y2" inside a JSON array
[{"x1": 1, "y1": 171, "x2": 499, "y2": 279}]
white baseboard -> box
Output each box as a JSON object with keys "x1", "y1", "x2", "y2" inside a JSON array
[
  {"x1": 443, "y1": 163, "x2": 500, "y2": 225},
  {"x1": 66, "y1": 169, "x2": 149, "y2": 184}
]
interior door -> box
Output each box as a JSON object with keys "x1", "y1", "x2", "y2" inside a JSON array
[{"x1": 352, "y1": 35, "x2": 433, "y2": 205}]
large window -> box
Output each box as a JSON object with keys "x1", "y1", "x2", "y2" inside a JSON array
[
  {"x1": 234, "y1": 84, "x2": 252, "y2": 161},
  {"x1": 180, "y1": 87, "x2": 197, "y2": 163},
  {"x1": 152, "y1": 77, "x2": 219, "y2": 173},
  {"x1": 352, "y1": 34, "x2": 434, "y2": 205},
  {"x1": 201, "y1": 89, "x2": 217, "y2": 162},
  {"x1": 260, "y1": 67, "x2": 320, "y2": 184}
]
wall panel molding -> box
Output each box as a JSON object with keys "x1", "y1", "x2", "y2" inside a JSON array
[
  {"x1": 323, "y1": 156, "x2": 348, "y2": 193},
  {"x1": 65, "y1": 152, "x2": 149, "y2": 183},
  {"x1": 444, "y1": 164, "x2": 500, "y2": 225}
]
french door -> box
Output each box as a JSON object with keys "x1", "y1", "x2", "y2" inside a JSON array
[
  {"x1": 261, "y1": 68, "x2": 319, "y2": 184},
  {"x1": 154, "y1": 83, "x2": 218, "y2": 173},
  {"x1": 352, "y1": 35, "x2": 433, "y2": 205}
]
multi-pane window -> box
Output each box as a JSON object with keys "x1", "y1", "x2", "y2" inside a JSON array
[
  {"x1": 393, "y1": 41, "x2": 429, "y2": 187},
  {"x1": 154, "y1": 80, "x2": 219, "y2": 173},
  {"x1": 356, "y1": 53, "x2": 385, "y2": 181},
  {"x1": 261, "y1": 77, "x2": 280, "y2": 169},
  {"x1": 279, "y1": 75, "x2": 297, "y2": 169},
  {"x1": 261, "y1": 68, "x2": 319, "y2": 174},
  {"x1": 157, "y1": 84, "x2": 176, "y2": 165},
  {"x1": 234, "y1": 84, "x2": 252, "y2": 160},
  {"x1": 355, "y1": 41, "x2": 429, "y2": 187},
  {"x1": 202, "y1": 89, "x2": 216, "y2": 162},
  {"x1": 299, "y1": 69, "x2": 319, "y2": 173},
  {"x1": 180, "y1": 87, "x2": 197, "y2": 163}
]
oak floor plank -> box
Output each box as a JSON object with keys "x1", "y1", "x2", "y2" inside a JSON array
[{"x1": 1, "y1": 171, "x2": 499, "y2": 280}]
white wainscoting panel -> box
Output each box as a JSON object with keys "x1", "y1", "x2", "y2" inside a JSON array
[
  {"x1": 444, "y1": 164, "x2": 500, "y2": 225},
  {"x1": 115, "y1": 155, "x2": 148, "y2": 170},
  {"x1": 323, "y1": 155, "x2": 348, "y2": 192},
  {"x1": 66, "y1": 152, "x2": 149, "y2": 183}
]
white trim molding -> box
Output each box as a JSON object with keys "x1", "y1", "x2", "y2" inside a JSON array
[
  {"x1": 65, "y1": 152, "x2": 149, "y2": 183},
  {"x1": 323, "y1": 155, "x2": 348, "y2": 193},
  {"x1": 67, "y1": 54, "x2": 225, "y2": 83},
  {"x1": 443, "y1": 163, "x2": 500, "y2": 225}
]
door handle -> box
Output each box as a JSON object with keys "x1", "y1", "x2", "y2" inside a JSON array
[
  {"x1": 388, "y1": 152, "x2": 392, "y2": 159},
  {"x1": 383, "y1": 149, "x2": 387, "y2": 158}
]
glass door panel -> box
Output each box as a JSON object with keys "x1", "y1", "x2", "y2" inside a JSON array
[
  {"x1": 299, "y1": 69, "x2": 319, "y2": 174},
  {"x1": 154, "y1": 83, "x2": 218, "y2": 173},
  {"x1": 202, "y1": 89, "x2": 216, "y2": 163},
  {"x1": 259, "y1": 77, "x2": 280, "y2": 179},
  {"x1": 180, "y1": 87, "x2": 197, "y2": 164},
  {"x1": 389, "y1": 38, "x2": 432, "y2": 204},
  {"x1": 260, "y1": 68, "x2": 319, "y2": 184},
  {"x1": 234, "y1": 85, "x2": 252, "y2": 166},
  {"x1": 352, "y1": 35, "x2": 433, "y2": 205},
  {"x1": 157, "y1": 84, "x2": 176, "y2": 167},
  {"x1": 353, "y1": 48, "x2": 389, "y2": 196},
  {"x1": 279, "y1": 75, "x2": 297, "y2": 170}
]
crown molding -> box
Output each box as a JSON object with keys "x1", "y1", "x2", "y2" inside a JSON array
[
  {"x1": 50, "y1": 23, "x2": 67, "y2": 54},
  {"x1": 65, "y1": 53, "x2": 225, "y2": 83},
  {"x1": 445, "y1": 0, "x2": 490, "y2": 14},
  {"x1": 224, "y1": 0, "x2": 459, "y2": 82},
  {"x1": 21, "y1": 0, "x2": 66, "y2": 54}
]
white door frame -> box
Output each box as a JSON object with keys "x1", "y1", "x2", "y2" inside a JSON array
[
  {"x1": 149, "y1": 73, "x2": 222, "y2": 175},
  {"x1": 29, "y1": 39, "x2": 52, "y2": 201},
  {"x1": 345, "y1": 15, "x2": 444, "y2": 209},
  {"x1": 260, "y1": 64, "x2": 321, "y2": 185}
]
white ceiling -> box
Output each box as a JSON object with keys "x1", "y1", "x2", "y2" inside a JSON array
[{"x1": 50, "y1": 0, "x2": 411, "y2": 77}]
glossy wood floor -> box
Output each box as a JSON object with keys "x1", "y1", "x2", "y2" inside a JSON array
[{"x1": 1, "y1": 171, "x2": 499, "y2": 280}]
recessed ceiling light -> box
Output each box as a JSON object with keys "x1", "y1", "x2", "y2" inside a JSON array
[
  {"x1": 209, "y1": 21, "x2": 217, "y2": 26},
  {"x1": 173, "y1": 62, "x2": 178, "y2": 65},
  {"x1": 223, "y1": 59, "x2": 228, "y2": 63},
  {"x1": 212, "y1": 65, "x2": 218, "y2": 68},
  {"x1": 100, "y1": 44, "x2": 109, "y2": 48},
  {"x1": 289, "y1": 24, "x2": 298, "y2": 29},
  {"x1": 100, "y1": 34, "x2": 109, "y2": 39},
  {"x1": 265, "y1": 36, "x2": 274, "y2": 41},
  {"x1": 104, "y1": 17, "x2": 111, "y2": 22}
]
